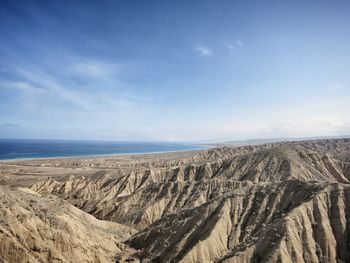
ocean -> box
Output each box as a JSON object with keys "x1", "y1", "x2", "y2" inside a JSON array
[{"x1": 0, "y1": 139, "x2": 208, "y2": 160}]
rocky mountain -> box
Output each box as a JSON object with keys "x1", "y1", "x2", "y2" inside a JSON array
[{"x1": 0, "y1": 138, "x2": 350, "y2": 262}]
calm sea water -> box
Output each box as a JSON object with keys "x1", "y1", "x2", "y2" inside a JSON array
[{"x1": 0, "y1": 139, "x2": 208, "y2": 160}]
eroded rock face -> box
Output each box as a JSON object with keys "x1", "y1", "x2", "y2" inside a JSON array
[
  {"x1": 30, "y1": 141, "x2": 350, "y2": 231},
  {"x1": 0, "y1": 187, "x2": 137, "y2": 263},
  {"x1": 128, "y1": 181, "x2": 350, "y2": 263},
  {"x1": 1, "y1": 138, "x2": 350, "y2": 262}
]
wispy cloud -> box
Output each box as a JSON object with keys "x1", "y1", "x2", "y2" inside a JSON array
[
  {"x1": 2, "y1": 81, "x2": 47, "y2": 93},
  {"x1": 0, "y1": 53, "x2": 179, "y2": 140},
  {"x1": 70, "y1": 59, "x2": 121, "y2": 78},
  {"x1": 329, "y1": 84, "x2": 346, "y2": 91},
  {"x1": 3, "y1": 56, "x2": 153, "y2": 115},
  {"x1": 14, "y1": 68, "x2": 93, "y2": 110},
  {"x1": 2, "y1": 123, "x2": 20, "y2": 127},
  {"x1": 195, "y1": 46, "x2": 212, "y2": 57},
  {"x1": 226, "y1": 40, "x2": 244, "y2": 54}
]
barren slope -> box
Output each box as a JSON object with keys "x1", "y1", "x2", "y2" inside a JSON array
[
  {"x1": 128, "y1": 181, "x2": 350, "y2": 262},
  {"x1": 31, "y1": 143, "x2": 350, "y2": 230},
  {"x1": 1, "y1": 138, "x2": 350, "y2": 262},
  {"x1": 0, "y1": 187, "x2": 137, "y2": 263}
]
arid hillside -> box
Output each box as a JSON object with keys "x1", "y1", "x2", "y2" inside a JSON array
[
  {"x1": 0, "y1": 138, "x2": 350, "y2": 262},
  {"x1": 0, "y1": 187, "x2": 137, "y2": 263}
]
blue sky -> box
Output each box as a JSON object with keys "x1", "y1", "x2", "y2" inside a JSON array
[{"x1": 0, "y1": 0, "x2": 349, "y2": 141}]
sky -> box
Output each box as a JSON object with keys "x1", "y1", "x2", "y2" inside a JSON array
[{"x1": 0, "y1": 0, "x2": 349, "y2": 142}]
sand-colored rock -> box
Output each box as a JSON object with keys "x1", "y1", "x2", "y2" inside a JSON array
[
  {"x1": 0, "y1": 138, "x2": 350, "y2": 262},
  {"x1": 0, "y1": 187, "x2": 137, "y2": 263}
]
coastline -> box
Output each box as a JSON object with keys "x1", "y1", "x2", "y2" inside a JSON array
[{"x1": 0, "y1": 145, "x2": 212, "y2": 162}]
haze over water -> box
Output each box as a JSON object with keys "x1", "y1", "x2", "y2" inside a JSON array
[{"x1": 0, "y1": 139, "x2": 207, "y2": 160}]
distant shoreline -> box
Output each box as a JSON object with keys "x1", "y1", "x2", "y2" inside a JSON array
[{"x1": 0, "y1": 142, "x2": 210, "y2": 161}]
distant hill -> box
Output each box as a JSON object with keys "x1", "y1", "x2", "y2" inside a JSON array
[{"x1": 211, "y1": 134, "x2": 350, "y2": 146}]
